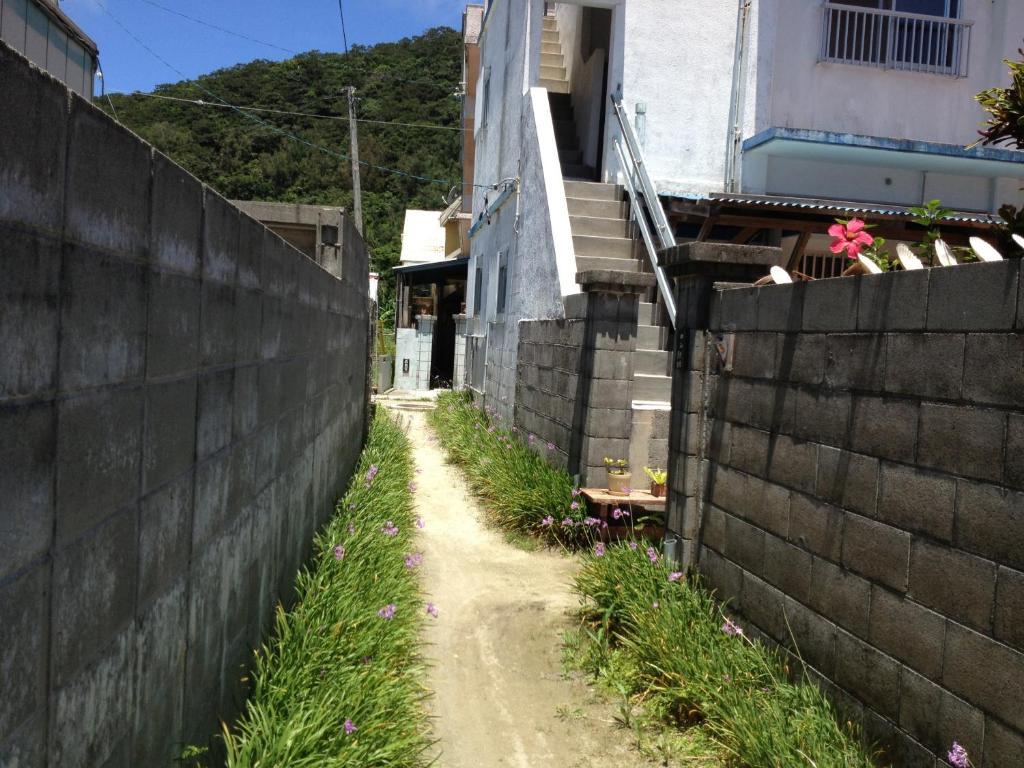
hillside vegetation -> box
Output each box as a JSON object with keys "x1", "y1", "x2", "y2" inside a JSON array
[{"x1": 101, "y1": 27, "x2": 463, "y2": 317}]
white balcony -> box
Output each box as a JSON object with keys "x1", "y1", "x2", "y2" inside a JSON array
[{"x1": 820, "y1": 2, "x2": 972, "y2": 77}]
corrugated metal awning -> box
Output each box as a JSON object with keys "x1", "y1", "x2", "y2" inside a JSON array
[{"x1": 704, "y1": 193, "x2": 996, "y2": 224}]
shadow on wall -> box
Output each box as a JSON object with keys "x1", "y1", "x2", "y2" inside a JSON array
[{"x1": 0, "y1": 41, "x2": 371, "y2": 767}]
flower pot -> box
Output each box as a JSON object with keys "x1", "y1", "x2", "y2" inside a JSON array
[
  {"x1": 650, "y1": 482, "x2": 666, "y2": 498},
  {"x1": 607, "y1": 471, "x2": 632, "y2": 496}
]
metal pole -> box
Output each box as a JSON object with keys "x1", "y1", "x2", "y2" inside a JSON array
[{"x1": 347, "y1": 86, "x2": 364, "y2": 235}]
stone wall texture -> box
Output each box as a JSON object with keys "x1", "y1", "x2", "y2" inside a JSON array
[
  {"x1": 668, "y1": 261, "x2": 1024, "y2": 767},
  {"x1": 0, "y1": 43, "x2": 370, "y2": 767},
  {"x1": 515, "y1": 292, "x2": 641, "y2": 485}
]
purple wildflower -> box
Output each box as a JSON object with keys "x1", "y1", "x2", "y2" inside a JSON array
[
  {"x1": 416, "y1": 516, "x2": 425, "y2": 529},
  {"x1": 541, "y1": 515, "x2": 555, "y2": 527},
  {"x1": 612, "y1": 507, "x2": 622, "y2": 520},
  {"x1": 487, "y1": 425, "x2": 495, "y2": 433},
  {"x1": 364, "y1": 464, "x2": 379, "y2": 486},
  {"x1": 722, "y1": 619, "x2": 744, "y2": 637},
  {"x1": 408, "y1": 482, "x2": 417, "y2": 492},
  {"x1": 652, "y1": 601, "x2": 660, "y2": 609},
  {"x1": 382, "y1": 521, "x2": 399, "y2": 537},
  {"x1": 594, "y1": 543, "x2": 606, "y2": 557},
  {"x1": 947, "y1": 742, "x2": 971, "y2": 768},
  {"x1": 572, "y1": 487, "x2": 581, "y2": 497},
  {"x1": 561, "y1": 517, "x2": 574, "y2": 526},
  {"x1": 405, "y1": 553, "x2": 423, "y2": 569},
  {"x1": 546, "y1": 442, "x2": 555, "y2": 451},
  {"x1": 570, "y1": 501, "x2": 580, "y2": 510},
  {"x1": 668, "y1": 571, "x2": 683, "y2": 583},
  {"x1": 344, "y1": 719, "x2": 358, "y2": 734},
  {"x1": 629, "y1": 541, "x2": 638, "y2": 551},
  {"x1": 378, "y1": 603, "x2": 397, "y2": 620},
  {"x1": 584, "y1": 516, "x2": 600, "y2": 527},
  {"x1": 646, "y1": 546, "x2": 659, "y2": 564},
  {"x1": 333, "y1": 545, "x2": 345, "y2": 561},
  {"x1": 426, "y1": 602, "x2": 439, "y2": 618},
  {"x1": 528, "y1": 433, "x2": 536, "y2": 444}
]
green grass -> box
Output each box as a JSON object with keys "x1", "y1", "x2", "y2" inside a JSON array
[
  {"x1": 427, "y1": 391, "x2": 581, "y2": 544},
  {"x1": 572, "y1": 542, "x2": 879, "y2": 768},
  {"x1": 219, "y1": 409, "x2": 432, "y2": 767}
]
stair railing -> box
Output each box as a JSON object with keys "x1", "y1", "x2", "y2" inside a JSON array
[{"x1": 610, "y1": 94, "x2": 677, "y2": 329}]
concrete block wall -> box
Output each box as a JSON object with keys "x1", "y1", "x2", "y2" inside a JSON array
[
  {"x1": 0, "y1": 43, "x2": 370, "y2": 767},
  {"x1": 393, "y1": 316, "x2": 434, "y2": 391},
  {"x1": 453, "y1": 315, "x2": 468, "y2": 390},
  {"x1": 514, "y1": 291, "x2": 639, "y2": 486},
  {"x1": 671, "y1": 261, "x2": 1024, "y2": 767}
]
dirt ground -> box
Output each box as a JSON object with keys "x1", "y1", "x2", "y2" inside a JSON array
[{"x1": 382, "y1": 402, "x2": 640, "y2": 768}]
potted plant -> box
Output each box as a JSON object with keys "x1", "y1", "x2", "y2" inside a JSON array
[
  {"x1": 603, "y1": 457, "x2": 631, "y2": 496},
  {"x1": 644, "y1": 467, "x2": 667, "y2": 498}
]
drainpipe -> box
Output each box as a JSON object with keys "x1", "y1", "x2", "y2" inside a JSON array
[{"x1": 724, "y1": 0, "x2": 752, "y2": 194}]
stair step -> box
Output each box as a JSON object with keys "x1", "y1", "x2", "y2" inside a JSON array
[
  {"x1": 573, "y1": 234, "x2": 635, "y2": 259},
  {"x1": 632, "y1": 374, "x2": 672, "y2": 403},
  {"x1": 540, "y1": 64, "x2": 567, "y2": 81},
  {"x1": 566, "y1": 197, "x2": 628, "y2": 218},
  {"x1": 554, "y1": 130, "x2": 579, "y2": 150},
  {"x1": 634, "y1": 349, "x2": 671, "y2": 376},
  {"x1": 576, "y1": 256, "x2": 639, "y2": 273},
  {"x1": 639, "y1": 301, "x2": 662, "y2": 325},
  {"x1": 540, "y1": 77, "x2": 570, "y2": 94},
  {"x1": 569, "y1": 215, "x2": 629, "y2": 238},
  {"x1": 543, "y1": 17, "x2": 558, "y2": 31},
  {"x1": 564, "y1": 180, "x2": 622, "y2": 201},
  {"x1": 638, "y1": 324, "x2": 670, "y2": 351},
  {"x1": 559, "y1": 149, "x2": 583, "y2": 165},
  {"x1": 541, "y1": 52, "x2": 564, "y2": 68},
  {"x1": 542, "y1": 29, "x2": 559, "y2": 43},
  {"x1": 562, "y1": 163, "x2": 596, "y2": 180},
  {"x1": 542, "y1": 41, "x2": 562, "y2": 55}
]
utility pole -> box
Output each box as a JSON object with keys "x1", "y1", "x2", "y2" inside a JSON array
[{"x1": 346, "y1": 86, "x2": 364, "y2": 235}]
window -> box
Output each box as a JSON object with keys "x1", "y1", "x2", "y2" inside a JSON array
[
  {"x1": 473, "y1": 265, "x2": 483, "y2": 315},
  {"x1": 481, "y1": 69, "x2": 491, "y2": 128},
  {"x1": 495, "y1": 251, "x2": 508, "y2": 314},
  {"x1": 821, "y1": 0, "x2": 970, "y2": 77}
]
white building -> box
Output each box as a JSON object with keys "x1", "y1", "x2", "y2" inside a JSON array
[
  {"x1": 465, "y1": 0, "x2": 1024, "y2": 418},
  {"x1": 399, "y1": 209, "x2": 448, "y2": 266}
]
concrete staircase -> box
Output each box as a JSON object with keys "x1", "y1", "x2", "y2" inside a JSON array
[{"x1": 542, "y1": 14, "x2": 673, "y2": 474}]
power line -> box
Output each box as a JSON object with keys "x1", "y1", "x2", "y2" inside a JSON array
[
  {"x1": 129, "y1": 91, "x2": 466, "y2": 131},
  {"x1": 91, "y1": 0, "x2": 495, "y2": 190},
  {"x1": 337, "y1": 0, "x2": 349, "y2": 54},
  {"x1": 133, "y1": 0, "x2": 296, "y2": 55}
]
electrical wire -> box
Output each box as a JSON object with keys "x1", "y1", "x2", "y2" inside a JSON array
[
  {"x1": 337, "y1": 0, "x2": 349, "y2": 54},
  {"x1": 91, "y1": 0, "x2": 501, "y2": 190},
  {"x1": 130, "y1": 91, "x2": 466, "y2": 131},
  {"x1": 133, "y1": 0, "x2": 296, "y2": 54}
]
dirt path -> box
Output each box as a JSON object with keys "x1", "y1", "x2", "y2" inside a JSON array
[{"x1": 383, "y1": 403, "x2": 638, "y2": 768}]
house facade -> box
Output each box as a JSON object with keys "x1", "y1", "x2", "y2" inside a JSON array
[
  {"x1": 464, "y1": 0, "x2": 1024, "y2": 424},
  {"x1": 0, "y1": 0, "x2": 97, "y2": 97}
]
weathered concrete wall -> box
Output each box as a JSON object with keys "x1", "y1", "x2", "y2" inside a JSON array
[
  {"x1": 668, "y1": 261, "x2": 1024, "y2": 766},
  {"x1": 0, "y1": 43, "x2": 369, "y2": 767},
  {"x1": 515, "y1": 286, "x2": 643, "y2": 486}
]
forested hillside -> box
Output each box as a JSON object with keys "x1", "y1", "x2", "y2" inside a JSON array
[{"x1": 101, "y1": 27, "x2": 463, "y2": 317}]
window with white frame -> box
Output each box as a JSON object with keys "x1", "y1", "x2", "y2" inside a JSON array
[
  {"x1": 821, "y1": 0, "x2": 971, "y2": 77},
  {"x1": 495, "y1": 250, "x2": 508, "y2": 315}
]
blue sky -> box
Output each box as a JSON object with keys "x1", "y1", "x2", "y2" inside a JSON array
[{"x1": 62, "y1": 0, "x2": 467, "y2": 94}]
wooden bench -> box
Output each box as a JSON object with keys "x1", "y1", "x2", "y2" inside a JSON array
[{"x1": 579, "y1": 487, "x2": 666, "y2": 540}]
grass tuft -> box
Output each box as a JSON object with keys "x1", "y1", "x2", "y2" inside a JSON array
[
  {"x1": 220, "y1": 409, "x2": 432, "y2": 767},
  {"x1": 573, "y1": 541, "x2": 879, "y2": 768},
  {"x1": 427, "y1": 391, "x2": 580, "y2": 543}
]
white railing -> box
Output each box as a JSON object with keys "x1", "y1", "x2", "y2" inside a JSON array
[
  {"x1": 610, "y1": 95, "x2": 677, "y2": 329},
  {"x1": 820, "y1": 2, "x2": 972, "y2": 77}
]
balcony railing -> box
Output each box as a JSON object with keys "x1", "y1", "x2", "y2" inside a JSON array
[{"x1": 820, "y1": 2, "x2": 972, "y2": 77}]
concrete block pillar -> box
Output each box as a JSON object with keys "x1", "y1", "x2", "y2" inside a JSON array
[
  {"x1": 568, "y1": 270, "x2": 655, "y2": 487},
  {"x1": 660, "y1": 243, "x2": 785, "y2": 569},
  {"x1": 415, "y1": 315, "x2": 434, "y2": 391},
  {"x1": 453, "y1": 314, "x2": 468, "y2": 391}
]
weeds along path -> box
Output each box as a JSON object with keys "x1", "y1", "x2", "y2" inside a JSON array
[{"x1": 384, "y1": 404, "x2": 637, "y2": 768}]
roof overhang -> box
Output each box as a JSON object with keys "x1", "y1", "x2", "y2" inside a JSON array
[
  {"x1": 39, "y1": 1, "x2": 98, "y2": 58},
  {"x1": 393, "y1": 257, "x2": 469, "y2": 283},
  {"x1": 743, "y1": 127, "x2": 1024, "y2": 180}
]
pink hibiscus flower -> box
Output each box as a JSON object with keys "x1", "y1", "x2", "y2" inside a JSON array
[{"x1": 828, "y1": 219, "x2": 874, "y2": 259}]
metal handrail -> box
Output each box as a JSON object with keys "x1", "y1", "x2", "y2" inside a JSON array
[{"x1": 610, "y1": 95, "x2": 676, "y2": 328}]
